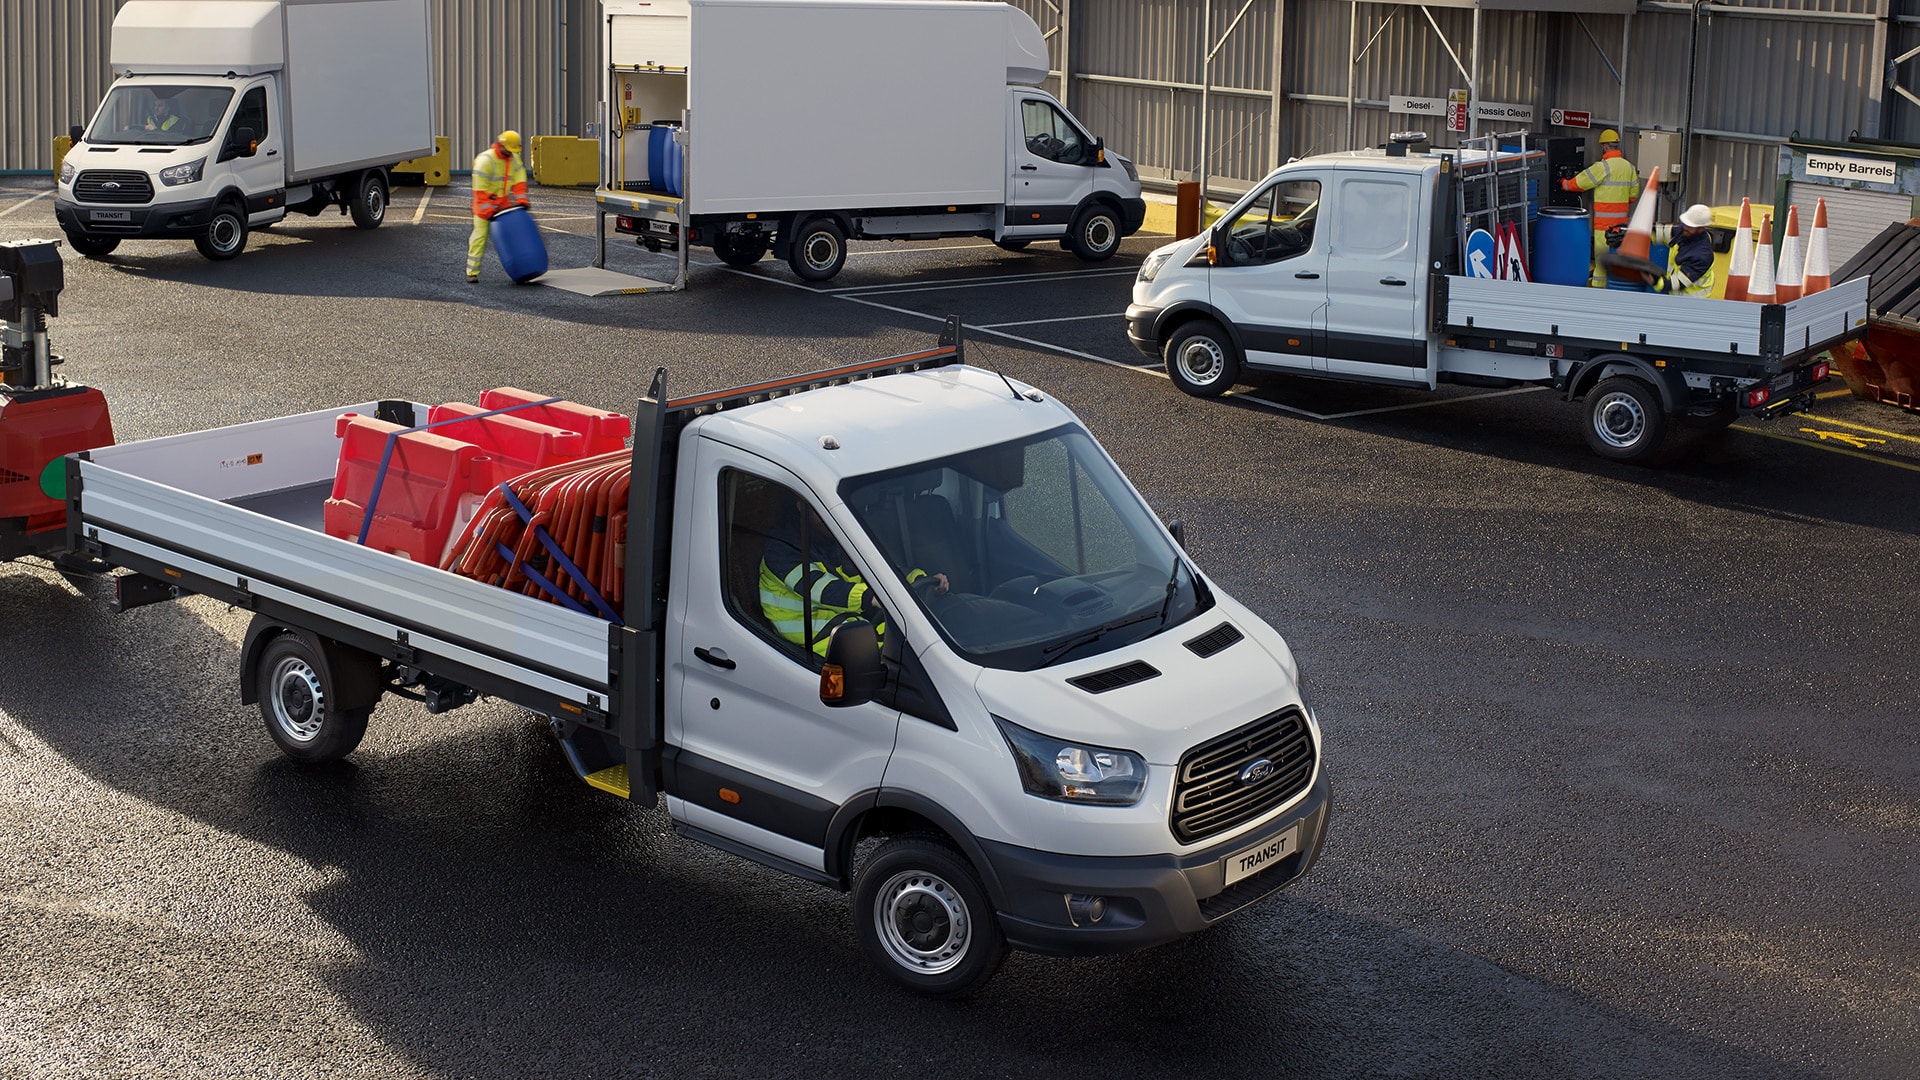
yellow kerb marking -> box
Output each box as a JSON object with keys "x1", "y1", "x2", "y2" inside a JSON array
[
  {"x1": 1800, "y1": 427, "x2": 1887, "y2": 450},
  {"x1": 1797, "y1": 414, "x2": 1920, "y2": 445},
  {"x1": 1738, "y1": 426, "x2": 1920, "y2": 474}
]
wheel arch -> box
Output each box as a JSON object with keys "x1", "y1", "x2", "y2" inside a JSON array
[
  {"x1": 1155, "y1": 301, "x2": 1246, "y2": 356},
  {"x1": 826, "y1": 790, "x2": 1006, "y2": 907},
  {"x1": 775, "y1": 211, "x2": 853, "y2": 257},
  {"x1": 238, "y1": 614, "x2": 384, "y2": 711},
  {"x1": 1568, "y1": 353, "x2": 1685, "y2": 414}
]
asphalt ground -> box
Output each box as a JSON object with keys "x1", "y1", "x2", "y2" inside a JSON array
[{"x1": 1, "y1": 179, "x2": 1917, "y2": 1079}]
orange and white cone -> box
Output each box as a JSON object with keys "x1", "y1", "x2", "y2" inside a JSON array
[
  {"x1": 1725, "y1": 198, "x2": 1753, "y2": 302},
  {"x1": 1746, "y1": 215, "x2": 1777, "y2": 303},
  {"x1": 1604, "y1": 166, "x2": 1662, "y2": 280},
  {"x1": 1775, "y1": 205, "x2": 1805, "y2": 302},
  {"x1": 1802, "y1": 198, "x2": 1832, "y2": 295}
]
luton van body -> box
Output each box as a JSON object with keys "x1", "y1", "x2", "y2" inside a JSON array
[
  {"x1": 55, "y1": 0, "x2": 437, "y2": 261},
  {"x1": 64, "y1": 324, "x2": 1327, "y2": 996},
  {"x1": 1126, "y1": 145, "x2": 1868, "y2": 463},
  {"x1": 595, "y1": 0, "x2": 1146, "y2": 284}
]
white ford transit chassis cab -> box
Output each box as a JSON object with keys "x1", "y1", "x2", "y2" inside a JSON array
[
  {"x1": 55, "y1": 0, "x2": 436, "y2": 262},
  {"x1": 66, "y1": 324, "x2": 1328, "y2": 996}
]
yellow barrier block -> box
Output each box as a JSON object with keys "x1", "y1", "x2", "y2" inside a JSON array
[
  {"x1": 530, "y1": 136, "x2": 600, "y2": 187},
  {"x1": 1140, "y1": 197, "x2": 1226, "y2": 236},
  {"x1": 53, "y1": 135, "x2": 71, "y2": 178},
  {"x1": 392, "y1": 135, "x2": 450, "y2": 186}
]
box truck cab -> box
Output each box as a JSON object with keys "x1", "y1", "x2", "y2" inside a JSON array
[
  {"x1": 55, "y1": 0, "x2": 436, "y2": 262},
  {"x1": 597, "y1": 0, "x2": 1146, "y2": 284},
  {"x1": 65, "y1": 326, "x2": 1328, "y2": 996}
]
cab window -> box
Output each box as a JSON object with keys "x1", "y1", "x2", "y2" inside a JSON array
[
  {"x1": 1219, "y1": 179, "x2": 1320, "y2": 265},
  {"x1": 719, "y1": 469, "x2": 884, "y2": 666},
  {"x1": 226, "y1": 86, "x2": 268, "y2": 156},
  {"x1": 1336, "y1": 177, "x2": 1412, "y2": 258},
  {"x1": 1020, "y1": 99, "x2": 1088, "y2": 165}
]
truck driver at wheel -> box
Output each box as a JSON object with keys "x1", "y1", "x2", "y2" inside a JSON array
[{"x1": 760, "y1": 500, "x2": 946, "y2": 656}]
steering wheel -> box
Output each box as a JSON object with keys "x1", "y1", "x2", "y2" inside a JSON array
[{"x1": 1226, "y1": 236, "x2": 1255, "y2": 264}]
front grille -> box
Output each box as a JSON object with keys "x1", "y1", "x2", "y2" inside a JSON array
[
  {"x1": 1171, "y1": 707, "x2": 1315, "y2": 844},
  {"x1": 1068, "y1": 660, "x2": 1159, "y2": 694},
  {"x1": 74, "y1": 170, "x2": 153, "y2": 204}
]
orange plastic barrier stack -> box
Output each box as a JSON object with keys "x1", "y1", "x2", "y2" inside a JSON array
[{"x1": 440, "y1": 451, "x2": 631, "y2": 622}]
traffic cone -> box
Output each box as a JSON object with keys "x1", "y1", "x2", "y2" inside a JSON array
[
  {"x1": 1775, "y1": 205, "x2": 1805, "y2": 302},
  {"x1": 1725, "y1": 198, "x2": 1753, "y2": 301},
  {"x1": 1602, "y1": 166, "x2": 1662, "y2": 280},
  {"x1": 1746, "y1": 215, "x2": 1777, "y2": 303},
  {"x1": 1802, "y1": 198, "x2": 1832, "y2": 295}
]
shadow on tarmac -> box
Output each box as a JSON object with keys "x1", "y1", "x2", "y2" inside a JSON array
[{"x1": 0, "y1": 567, "x2": 1815, "y2": 1080}]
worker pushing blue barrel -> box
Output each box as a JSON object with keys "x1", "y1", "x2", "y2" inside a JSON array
[{"x1": 467, "y1": 129, "x2": 546, "y2": 284}]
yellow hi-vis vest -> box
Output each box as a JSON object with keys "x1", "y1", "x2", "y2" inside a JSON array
[
  {"x1": 760, "y1": 558, "x2": 872, "y2": 656},
  {"x1": 1567, "y1": 151, "x2": 1639, "y2": 229},
  {"x1": 471, "y1": 146, "x2": 528, "y2": 219}
]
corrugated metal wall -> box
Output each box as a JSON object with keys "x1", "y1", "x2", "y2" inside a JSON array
[{"x1": 3, "y1": 0, "x2": 1904, "y2": 206}]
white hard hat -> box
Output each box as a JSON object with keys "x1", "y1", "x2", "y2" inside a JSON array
[{"x1": 1679, "y1": 204, "x2": 1713, "y2": 229}]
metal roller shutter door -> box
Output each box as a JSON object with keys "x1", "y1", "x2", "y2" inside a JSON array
[{"x1": 1787, "y1": 183, "x2": 1915, "y2": 271}]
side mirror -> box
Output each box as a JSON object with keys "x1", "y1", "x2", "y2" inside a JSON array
[
  {"x1": 1206, "y1": 227, "x2": 1223, "y2": 266},
  {"x1": 1094, "y1": 136, "x2": 1106, "y2": 165},
  {"x1": 69, "y1": 124, "x2": 84, "y2": 142},
  {"x1": 233, "y1": 127, "x2": 257, "y2": 156},
  {"x1": 1168, "y1": 519, "x2": 1187, "y2": 548},
  {"x1": 820, "y1": 618, "x2": 884, "y2": 708}
]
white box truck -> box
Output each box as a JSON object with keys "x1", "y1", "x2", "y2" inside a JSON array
[
  {"x1": 595, "y1": 0, "x2": 1147, "y2": 285},
  {"x1": 55, "y1": 0, "x2": 437, "y2": 262}
]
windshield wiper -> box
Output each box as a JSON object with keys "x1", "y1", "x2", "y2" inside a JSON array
[
  {"x1": 1157, "y1": 559, "x2": 1185, "y2": 627},
  {"x1": 1040, "y1": 607, "x2": 1163, "y2": 663}
]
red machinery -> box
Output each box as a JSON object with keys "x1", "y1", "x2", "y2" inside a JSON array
[{"x1": 0, "y1": 238, "x2": 114, "y2": 564}]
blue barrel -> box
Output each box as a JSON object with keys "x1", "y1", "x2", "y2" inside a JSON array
[
  {"x1": 1603, "y1": 241, "x2": 1669, "y2": 292},
  {"x1": 648, "y1": 123, "x2": 683, "y2": 196},
  {"x1": 489, "y1": 205, "x2": 547, "y2": 283},
  {"x1": 1535, "y1": 207, "x2": 1591, "y2": 287}
]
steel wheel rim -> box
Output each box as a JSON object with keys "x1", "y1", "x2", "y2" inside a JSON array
[
  {"x1": 269, "y1": 656, "x2": 325, "y2": 743},
  {"x1": 803, "y1": 232, "x2": 839, "y2": 272},
  {"x1": 1084, "y1": 215, "x2": 1116, "y2": 254},
  {"x1": 208, "y1": 214, "x2": 241, "y2": 252},
  {"x1": 1177, "y1": 337, "x2": 1226, "y2": 385},
  {"x1": 363, "y1": 184, "x2": 385, "y2": 221},
  {"x1": 1593, "y1": 391, "x2": 1647, "y2": 448},
  {"x1": 874, "y1": 869, "x2": 971, "y2": 975}
]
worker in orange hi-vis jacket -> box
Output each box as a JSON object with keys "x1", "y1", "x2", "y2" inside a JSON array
[
  {"x1": 1560, "y1": 128, "x2": 1640, "y2": 235},
  {"x1": 467, "y1": 130, "x2": 530, "y2": 283}
]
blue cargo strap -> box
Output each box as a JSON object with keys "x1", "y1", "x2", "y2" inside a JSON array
[{"x1": 496, "y1": 483, "x2": 624, "y2": 624}]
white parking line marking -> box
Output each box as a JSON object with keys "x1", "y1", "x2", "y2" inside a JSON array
[
  {"x1": 843, "y1": 268, "x2": 1140, "y2": 298},
  {"x1": 411, "y1": 186, "x2": 433, "y2": 224},
  {"x1": 846, "y1": 243, "x2": 996, "y2": 257},
  {"x1": 826, "y1": 265, "x2": 1135, "y2": 294},
  {"x1": 0, "y1": 191, "x2": 53, "y2": 218},
  {"x1": 1314, "y1": 385, "x2": 1545, "y2": 419},
  {"x1": 979, "y1": 312, "x2": 1127, "y2": 328}
]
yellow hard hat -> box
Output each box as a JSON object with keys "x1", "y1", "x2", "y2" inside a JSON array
[
  {"x1": 1599, "y1": 128, "x2": 1621, "y2": 144},
  {"x1": 497, "y1": 130, "x2": 522, "y2": 153}
]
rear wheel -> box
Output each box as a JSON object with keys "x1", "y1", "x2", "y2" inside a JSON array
[
  {"x1": 195, "y1": 201, "x2": 248, "y2": 260},
  {"x1": 255, "y1": 634, "x2": 371, "y2": 763},
  {"x1": 713, "y1": 227, "x2": 770, "y2": 267},
  {"x1": 349, "y1": 170, "x2": 388, "y2": 229},
  {"x1": 62, "y1": 231, "x2": 120, "y2": 258},
  {"x1": 787, "y1": 217, "x2": 847, "y2": 281},
  {"x1": 994, "y1": 239, "x2": 1032, "y2": 253},
  {"x1": 1584, "y1": 375, "x2": 1671, "y2": 463},
  {"x1": 853, "y1": 834, "x2": 1007, "y2": 998},
  {"x1": 1164, "y1": 318, "x2": 1241, "y2": 397}
]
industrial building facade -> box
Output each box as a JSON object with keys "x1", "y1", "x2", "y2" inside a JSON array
[{"x1": 7, "y1": 0, "x2": 1920, "y2": 228}]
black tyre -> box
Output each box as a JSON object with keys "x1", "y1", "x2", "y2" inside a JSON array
[
  {"x1": 853, "y1": 834, "x2": 1007, "y2": 998},
  {"x1": 1584, "y1": 375, "x2": 1671, "y2": 463},
  {"x1": 63, "y1": 231, "x2": 120, "y2": 258},
  {"x1": 787, "y1": 217, "x2": 847, "y2": 281},
  {"x1": 349, "y1": 170, "x2": 388, "y2": 229},
  {"x1": 994, "y1": 239, "x2": 1032, "y2": 252},
  {"x1": 713, "y1": 227, "x2": 770, "y2": 267},
  {"x1": 1164, "y1": 318, "x2": 1242, "y2": 397},
  {"x1": 194, "y1": 201, "x2": 248, "y2": 260},
  {"x1": 255, "y1": 634, "x2": 371, "y2": 763},
  {"x1": 1680, "y1": 402, "x2": 1737, "y2": 432},
  {"x1": 1065, "y1": 203, "x2": 1122, "y2": 261}
]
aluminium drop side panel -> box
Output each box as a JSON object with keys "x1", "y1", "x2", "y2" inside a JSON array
[
  {"x1": 281, "y1": 0, "x2": 435, "y2": 181},
  {"x1": 684, "y1": 0, "x2": 1010, "y2": 215},
  {"x1": 75, "y1": 404, "x2": 612, "y2": 694}
]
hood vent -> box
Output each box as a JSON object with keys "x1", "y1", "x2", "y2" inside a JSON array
[
  {"x1": 1184, "y1": 622, "x2": 1243, "y2": 658},
  {"x1": 1069, "y1": 660, "x2": 1161, "y2": 694},
  {"x1": 138, "y1": 147, "x2": 172, "y2": 153}
]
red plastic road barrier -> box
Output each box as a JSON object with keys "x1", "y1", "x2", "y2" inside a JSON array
[
  {"x1": 324, "y1": 414, "x2": 488, "y2": 564},
  {"x1": 426, "y1": 402, "x2": 586, "y2": 488},
  {"x1": 478, "y1": 388, "x2": 631, "y2": 456}
]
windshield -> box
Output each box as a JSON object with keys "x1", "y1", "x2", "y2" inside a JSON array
[
  {"x1": 85, "y1": 84, "x2": 233, "y2": 146},
  {"x1": 843, "y1": 426, "x2": 1211, "y2": 671}
]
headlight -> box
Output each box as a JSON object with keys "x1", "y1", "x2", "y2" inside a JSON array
[
  {"x1": 58, "y1": 159, "x2": 75, "y2": 185},
  {"x1": 1138, "y1": 250, "x2": 1172, "y2": 283},
  {"x1": 158, "y1": 158, "x2": 206, "y2": 187},
  {"x1": 1120, "y1": 157, "x2": 1139, "y2": 183},
  {"x1": 995, "y1": 716, "x2": 1148, "y2": 806}
]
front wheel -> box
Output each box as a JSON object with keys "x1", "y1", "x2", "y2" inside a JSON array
[
  {"x1": 1584, "y1": 375, "x2": 1671, "y2": 463},
  {"x1": 63, "y1": 231, "x2": 120, "y2": 258},
  {"x1": 1065, "y1": 203, "x2": 1121, "y2": 261},
  {"x1": 349, "y1": 170, "x2": 388, "y2": 229},
  {"x1": 787, "y1": 217, "x2": 847, "y2": 281},
  {"x1": 255, "y1": 634, "x2": 371, "y2": 763},
  {"x1": 194, "y1": 201, "x2": 248, "y2": 260},
  {"x1": 853, "y1": 834, "x2": 1007, "y2": 998},
  {"x1": 994, "y1": 239, "x2": 1032, "y2": 253},
  {"x1": 1164, "y1": 319, "x2": 1242, "y2": 397}
]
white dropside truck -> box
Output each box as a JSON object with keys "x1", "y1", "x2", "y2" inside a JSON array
[
  {"x1": 595, "y1": 0, "x2": 1146, "y2": 284},
  {"x1": 1127, "y1": 146, "x2": 1871, "y2": 463},
  {"x1": 56, "y1": 0, "x2": 436, "y2": 262},
  {"x1": 63, "y1": 323, "x2": 1327, "y2": 996}
]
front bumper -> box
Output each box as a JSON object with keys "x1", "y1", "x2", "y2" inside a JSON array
[
  {"x1": 1125, "y1": 302, "x2": 1163, "y2": 359},
  {"x1": 1119, "y1": 197, "x2": 1147, "y2": 236},
  {"x1": 979, "y1": 771, "x2": 1331, "y2": 955},
  {"x1": 55, "y1": 196, "x2": 217, "y2": 239}
]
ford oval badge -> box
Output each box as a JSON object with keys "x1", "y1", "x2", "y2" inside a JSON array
[{"x1": 1240, "y1": 758, "x2": 1276, "y2": 785}]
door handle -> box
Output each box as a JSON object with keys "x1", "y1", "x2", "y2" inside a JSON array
[
  {"x1": 1379, "y1": 277, "x2": 1407, "y2": 286},
  {"x1": 1019, "y1": 164, "x2": 1037, "y2": 171},
  {"x1": 266, "y1": 149, "x2": 278, "y2": 156},
  {"x1": 1295, "y1": 272, "x2": 1320, "y2": 279},
  {"x1": 694, "y1": 647, "x2": 735, "y2": 670}
]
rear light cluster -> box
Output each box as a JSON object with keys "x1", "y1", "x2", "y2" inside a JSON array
[
  {"x1": 1811, "y1": 360, "x2": 1831, "y2": 383},
  {"x1": 1744, "y1": 386, "x2": 1771, "y2": 409}
]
